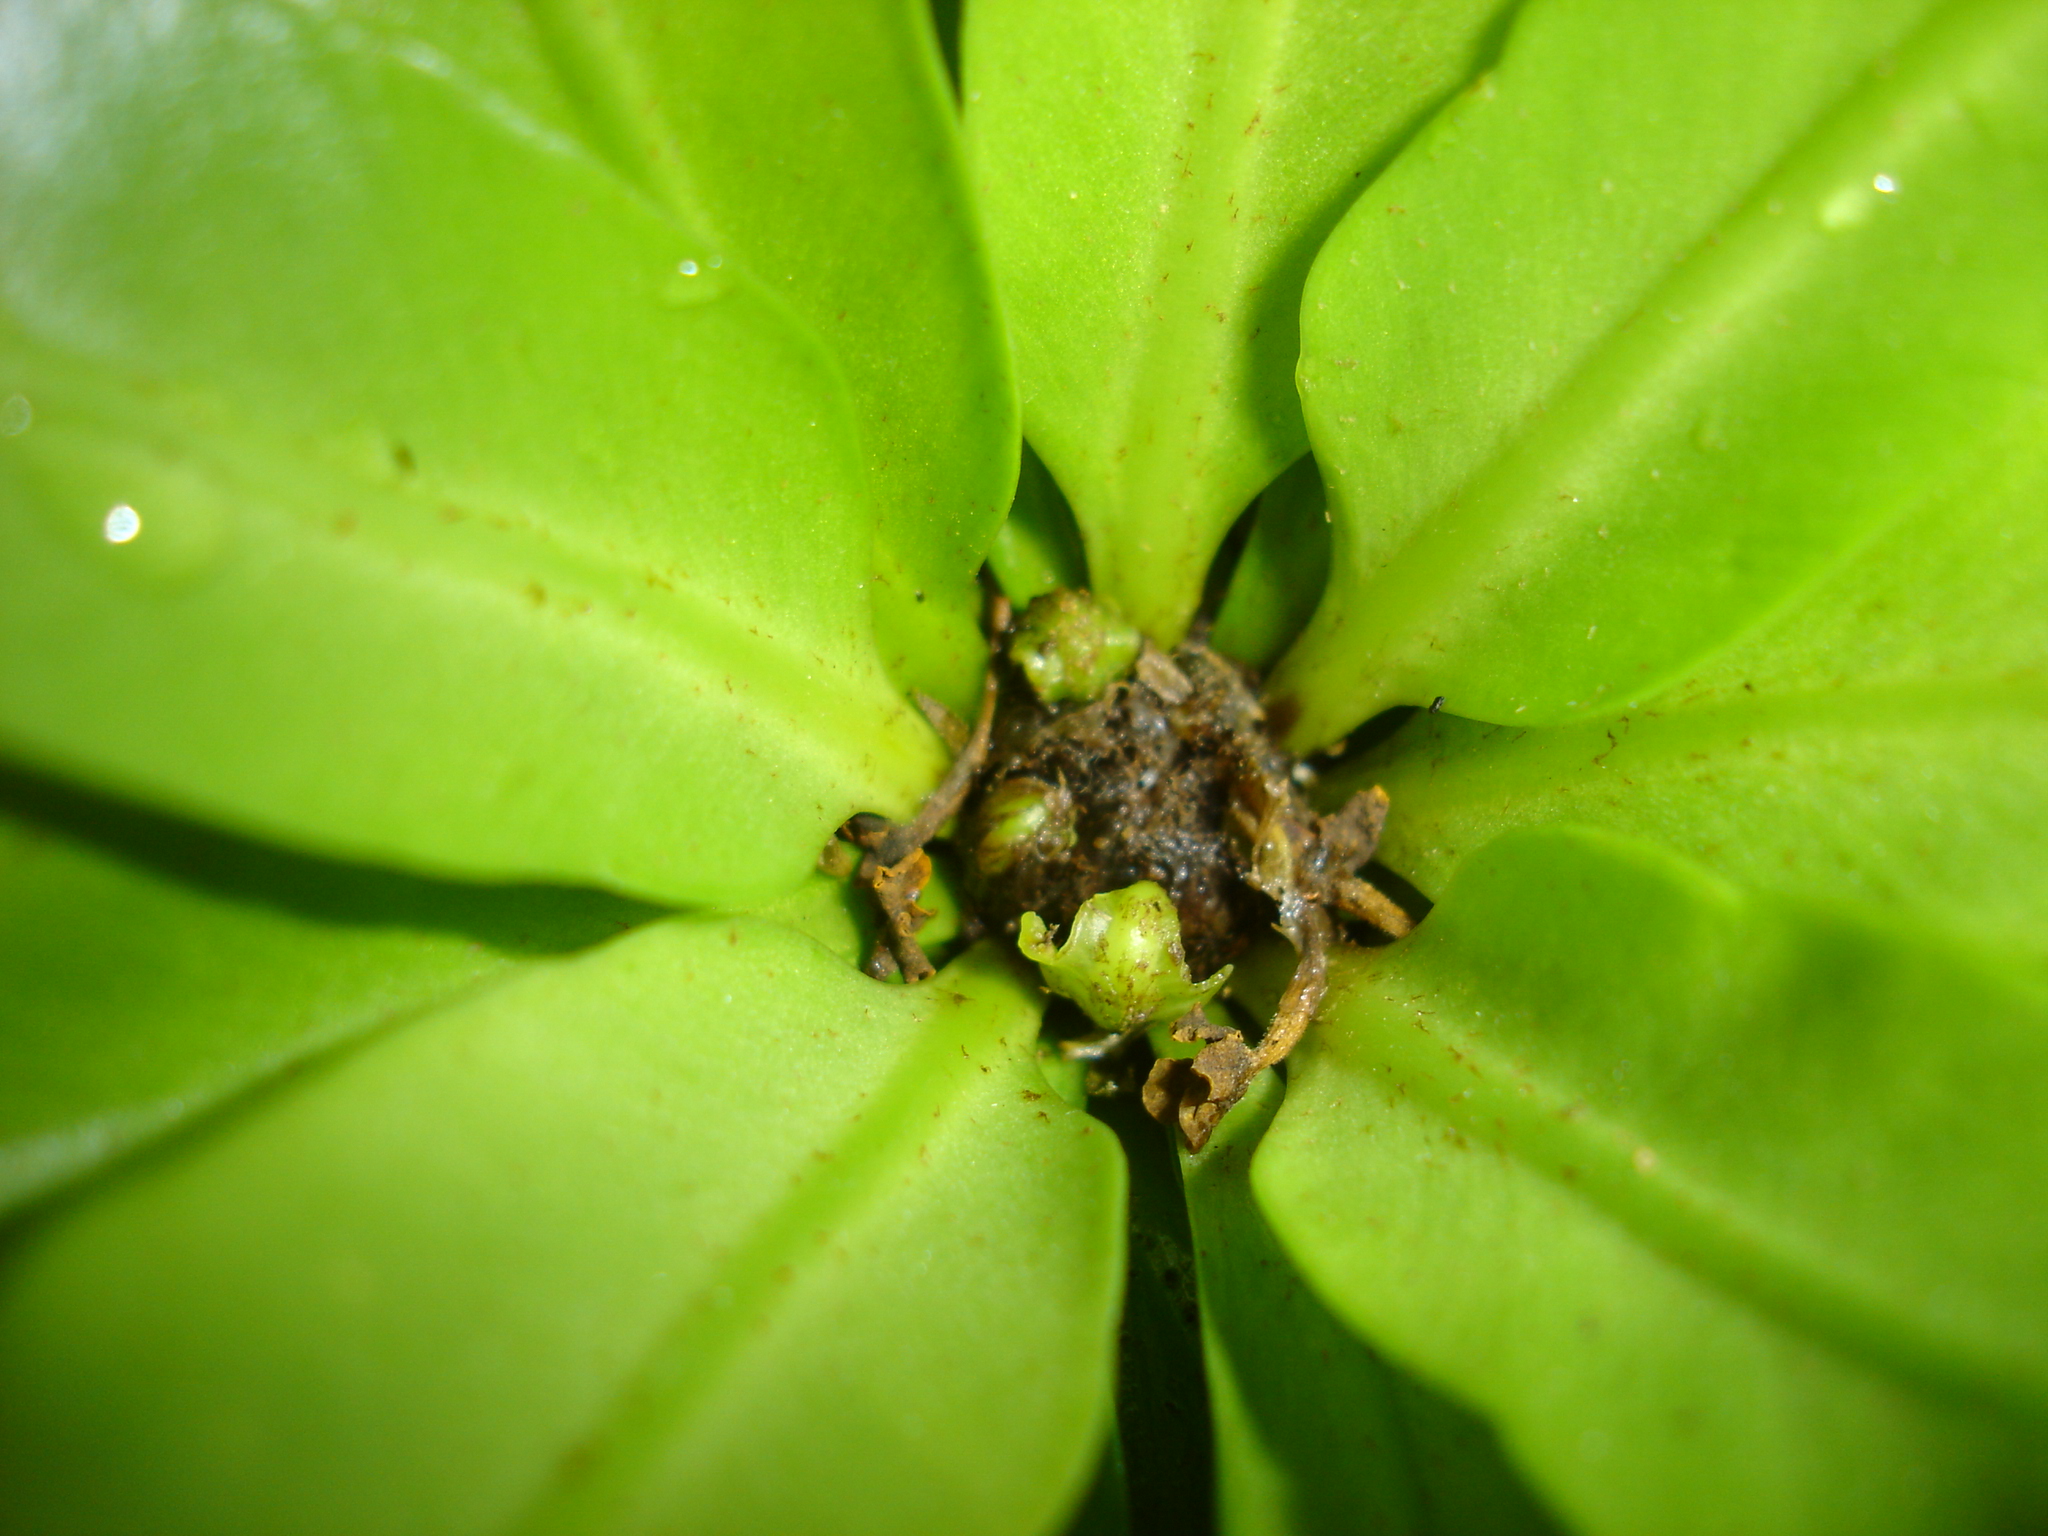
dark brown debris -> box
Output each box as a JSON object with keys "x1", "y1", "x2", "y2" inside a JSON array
[
  {"x1": 842, "y1": 599, "x2": 1008, "y2": 982},
  {"x1": 843, "y1": 592, "x2": 1414, "y2": 1148},
  {"x1": 964, "y1": 619, "x2": 1411, "y2": 1150}
]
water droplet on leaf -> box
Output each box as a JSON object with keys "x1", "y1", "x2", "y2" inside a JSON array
[{"x1": 102, "y1": 504, "x2": 141, "y2": 543}]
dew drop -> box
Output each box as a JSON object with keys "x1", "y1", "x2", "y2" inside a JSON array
[
  {"x1": 64, "y1": 462, "x2": 230, "y2": 583},
  {"x1": 662, "y1": 256, "x2": 728, "y2": 307},
  {"x1": 103, "y1": 504, "x2": 142, "y2": 543},
  {"x1": 1873, "y1": 172, "x2": 1898, "y2": 195},
  {"x1": 0, "y1": 394, "x2": 29, "y2": 436}
]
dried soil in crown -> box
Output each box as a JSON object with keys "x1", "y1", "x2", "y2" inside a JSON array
[{"x1": 964, "y1": 644, "x2": 1295, "y2": 978}]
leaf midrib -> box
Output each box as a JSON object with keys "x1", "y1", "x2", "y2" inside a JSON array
[
  {"x1": 501, "y1": 942, "x2": 1067, "y2": 1532},
  {"x1": 1278, "y1": 0, "x2": 2039, "y2": 741},
  {"x1": 1312, "y1": 947, "x2": 2048, "y2": 1424}
]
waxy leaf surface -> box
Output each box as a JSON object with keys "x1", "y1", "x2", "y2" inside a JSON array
[
  {"x1": 0, "y1": 928, "x2": 1121, "y2": 1536},
  {"x1": 518, "y1": 0, "x2": 1016, "y2": 716},
  {"x1": 1273, "y1": 0, "x2": 2048, "y2": 746},
  {"x1": 0, "y1": 0, "x2": 1012, "y2": 905},
  {"x1": 1353, "y1": 389, "x2": 2048, "y2": 976},
  {"x1": 1255, "y1": 827, "x2": 2048, "y2": 1536},
  {"x1": 965, "y1": 0, "x2": 1507, "y2": 643}
]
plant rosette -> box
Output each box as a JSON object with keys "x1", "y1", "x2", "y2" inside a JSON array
[{"x1": 2, "y1": 3, "x2": 2047, "y2": 1535}]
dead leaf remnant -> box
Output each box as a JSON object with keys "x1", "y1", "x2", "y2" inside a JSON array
[{"x1": 843, "y1": 598, "x2": 1008, "y2": 982}]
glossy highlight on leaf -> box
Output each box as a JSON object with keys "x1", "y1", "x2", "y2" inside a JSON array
[
  {"x1": 1274, "y1": 0, "x2": 2048, "y2": 745},
  {"x1": 1348, "y1": 389, "x2": 2048, "y2": 976},
  {"x1": 519, "y1": 0, "x2": 1019, "y2": 717},
  {"x1": 4, "y1": 0, "x2": 2048, "y2": 1530},
  {"x1": 0, "y1": 0, "x2": 968, "y2": 905}
]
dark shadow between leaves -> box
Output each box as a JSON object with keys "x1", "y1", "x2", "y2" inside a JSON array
[
  {"x1": 1184, "y1": 1072, "x2": 1563, "y2": 1536},
  {"x1": 1234, "y1": 0, "x2": 1535, "y2": 488},
  {"x1": 1091, "y1": 1091, "x2": 1217, "y2": 1536},
  {"x1": 0, "y1": 760, "x2": 665, "y2": 1233},
  {"x1": 928, "y1": 0, "x2": 964, "y2": 97},
  {"x1": 0, "y1": 760, "x2": 663, "y2": 955}
]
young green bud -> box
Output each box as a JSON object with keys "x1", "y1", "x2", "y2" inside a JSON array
[
  {"x1": 1018, "y1": 880, "x2": 1231, "y2": 1034},
  {"x1": 1008, "y1": 589, "x2": 1143, "y2": 705},
  {"x1": 972, "y1": 776, "x2": 1077, "y2": 877}
]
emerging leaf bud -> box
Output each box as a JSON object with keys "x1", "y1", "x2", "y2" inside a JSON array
[
  {"x1": 1018, "y1": 880, "x2": 1232, "y2": 1034},
  {"x1": 972, "y1": 776, "x2": 1077, "y2": 877},
  {"x1": 1008, "y1": 589, "x2": 1142, "y2": 704}
]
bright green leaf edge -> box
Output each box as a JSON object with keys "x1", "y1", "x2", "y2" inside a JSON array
[{"x1": 1182, "y1": 1068, "x2": 1565, "y2": 1536}]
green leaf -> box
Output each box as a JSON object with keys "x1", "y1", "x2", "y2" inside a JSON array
[
  {"x1": 1209, "y1": 455, "x2": 1329, "y2": 675},
  {"x1": 1182, "y1": 1069, "x2": 1563, "y2": 1536},
  {"x1": 1254, "y1": 826, "x2": 2048, "y2": 1536},
  {"x1": 986, "y1": 445, "x2": 1088, "y2": 608},
  {"x1": 518, "y1": 0, "x2": 1018, "y2": 717},
  {"x1": 1351, "y1": 389, "x2": 2048, "y2": 973},
  {"x1": 0, "y1": 0, "x2": 981, "y2": 905},
  {"x1": 1059, "y1": 1440, "x2": 1133, "y2": 1536},
  {"x1": 964, "y1": 0, "x2": 1509, "y2": 643},
  {"x1": 0, "y1": 770, "x2": 650, "y2": 1219},
  {"x1": 1272, "y1": 0, "x2": 2048, "y2": 747},
  {"x1": 0, "y1": 926, "x2": 1121, "y2": 1536}
]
